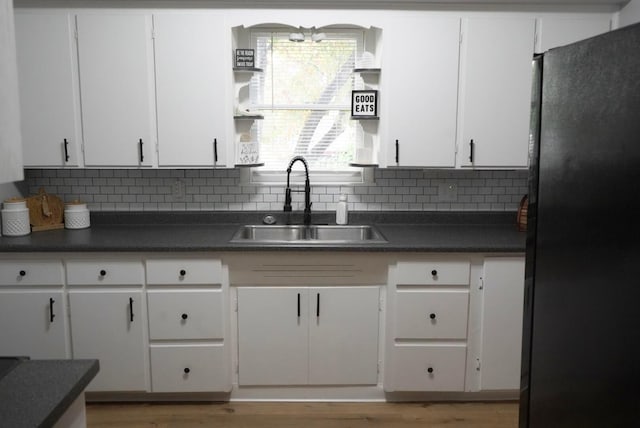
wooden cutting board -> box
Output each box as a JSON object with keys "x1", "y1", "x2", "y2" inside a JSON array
[{"x1": 26, "y1": 188, "x2": 64, "y2": 231}]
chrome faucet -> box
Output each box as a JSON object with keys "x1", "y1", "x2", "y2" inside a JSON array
[{"x1": 284, "y1": 156, "x2": 312, "y2": 226}]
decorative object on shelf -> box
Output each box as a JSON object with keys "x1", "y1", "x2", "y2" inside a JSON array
[
  {"x1": 517, "y1": 195, "x2": 528, "y2": 232},
  {"x1": 1, "y1": 198, "x2": 31, "y2": 236},
  {"x1": 26, "y1": 188, "x2": 64, "y2": 232},
  {"x1": 235, "y1": 49, "x2": 255, "y2": 68},
  {"x1": 64, "y1": 200, "x2": 91, "y2": 230},
  {"x1": 235, "y1": 102, "x2": 262, "y2": 118},
  {"x1": 237, "y1": 134, "x2": 260, "y2": 166},
  {"x1": 351, "y1": 90, "x2": 378, "y2": 119}
]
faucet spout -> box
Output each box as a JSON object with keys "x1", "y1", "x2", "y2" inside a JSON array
[{"x1": 284, "y1": 156, "x2": 312, "y2": 225}]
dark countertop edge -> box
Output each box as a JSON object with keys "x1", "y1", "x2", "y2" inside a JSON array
[
  {"x1": 0, "y1": 359, "x2": 99, "y2": 428},
  {"x1": 41, "y1": 359, "x2": 100, "y2": 428}
]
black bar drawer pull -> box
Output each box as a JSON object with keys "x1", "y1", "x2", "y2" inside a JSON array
[
  {"x1": 214, "y1": 138, "x2": 218, "y2": 163},
  {"x1": 139, "y1": 139, "x2": 144, "y2": 162},
  {"x1": 316, "y1": 293, "x2": 320, "y2": 317},
  {"x1": 129, "y1": 298, "x2": 134, "y2": 322},
  {"x1": 469, "y1": 139, "x2": 475, "y2": 163},
  {"x1": 64, "y1": 139, "x2": 70, "y2": 162},
  {"x1": 297, "y1": 293, "x2": 301, "y2": 317},
  {"x1": 395, "y1": 139, "x2": 399, "y2": 164},
  {"x1": 49, "y1": 298, "x2": 56, "y2": 323}
]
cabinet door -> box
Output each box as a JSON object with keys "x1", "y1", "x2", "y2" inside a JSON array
[
  {"x1": 479, "y1": 257, "x2": 525, "y2": 390},
  {"x1": 457, "y1": 18, "x2": 535, "y2": 168},
  {"x1": 308, "y1": 287, "x2": 379, "y2": 385},
  {"x1": 0, "y1": 291, "x2": 67, "y2": 359},
  {"x1": 69, "y1": 290, "x2": 147, "y2": 391},
  {"x1": 382, "y1": 15, "x2": 460, "y2": 167},
  {"x1": 153, "y1": 14, "x2": 231, "y2": 167},
  {"x1": 76, "y1": 14, "x2": 155, "y2": 167},
  {"x1": 237, "y1": 287, "x2": 308, "y2": 385},
  {"x1": 14, "y1": 12, "x2": 82, "y2": 167},
  {"x1": 538, "y1": 16, "x2": 610, "y2": 52}
]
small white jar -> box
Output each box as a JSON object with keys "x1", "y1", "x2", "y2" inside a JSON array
[
  {"x1": 64, "y1": 200, "x2": 91, "y2": 229},
  {"x1": 336, "y1": 194, "x2": 348, "y2": 225},
  {"x1": 1, "y1": 198, "x2": 31, "y2": 237}
]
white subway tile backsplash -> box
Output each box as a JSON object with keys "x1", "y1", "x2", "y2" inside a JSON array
[{"x1": 24, "y1": 169, "x2": 528, "y2": 212}]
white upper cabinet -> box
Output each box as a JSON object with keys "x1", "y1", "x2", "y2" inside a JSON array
[
  {"x1": 457, "y1": 17, "x2": 536, "y2": 169},
  {"x1": 15, "y1": 12, "x2": 82, "y2": 167},
  {"x1": 76, "y1": 14, "x2": 156, "y2": 167},
  {"x1": 537, "y1": 16, "x2": 611, "y2": 52},
  {"x1": 153, "y1": 14, "x2": 231, "y2": 167},
  {"x1": 381, "y1": 15, "x2": 461, "y2": 168}
]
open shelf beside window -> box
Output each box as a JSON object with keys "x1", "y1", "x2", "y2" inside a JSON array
[
  {"x1": 233, "y1": 67, "x2": 263, "y2": 73},
  {"x1": 353, "y1": 68, "x2": 381, "y2": 74},
  {"x1": 233, "y1": 115, "x2": 264, "y2": 120},
  {"x1": 351, "y1": 115, "x2": 379, "y2": 120}
]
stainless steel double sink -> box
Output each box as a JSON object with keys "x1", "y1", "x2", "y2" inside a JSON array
[{"x1": 230, "y1": 224, "x2": 387, "y2": 244}]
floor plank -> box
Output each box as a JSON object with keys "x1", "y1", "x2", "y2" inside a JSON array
[{"x1": 86, "y1": 401, "x2": 519, "y2": 428}]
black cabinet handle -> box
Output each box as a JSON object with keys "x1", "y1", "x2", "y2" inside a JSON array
[
  {"x1": 427, "y1": 367, "x2": 434, "y2": 374},
  {"x1": 49, "y1": 298, "x2": 56, "y2": 323},
  {"x1": 129, "y1": 297, "x2": 134, "y2": 322},
  {"x1": 316, "y1": 293, "x2": 320, "y2": 317},
  {"x1": 395, "y1": 139, "x2": 399, "y2": 164},
  {"x1": 431, "y1": 269, "x2": 438, "y2": 277},
  {"x1": 181, "y1": 313, "x2": 188, "y2": 320},
  {"x1": 297, "y1": 293, "x2": 300, "y2": 317},
  {"x1": 99, "y1": 269, "x2": 106, "y2": 277},
  {"x1": 19, "y1": 270, "x2": 26, "y2": 277},
  {"x1": 469, "y1": 139, "x2": 474, "y2": 163},
  {"x1": 179, "y1": 269, "x2": 186, "y2": 277},
  {"x1": 213, "y1": 138, "x2": 218, "y2": 163},
  {"x1": 429, "y1": 313, "x2": 436, "y2": 320},
  {"x1": 183, "y1": 368, "x2": 190, "y2": 374},
  {"x1": 139, "y1": 138, "x2": 144, "y2": 163},
  {"x1": 64, "y1": 139, "x2": 70, "y2": 162}
]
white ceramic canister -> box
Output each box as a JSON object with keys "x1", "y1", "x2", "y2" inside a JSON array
[
  {"x1": 64, "y1": 200, "x2": 91, "y2": 229},
  {"x1": 1, "y1": 198, "x2": 31, "y2": 236}
]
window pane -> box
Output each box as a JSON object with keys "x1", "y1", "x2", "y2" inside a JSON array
[{"x1": 250, "y1": 30, "x2": 364, "y2": 171}]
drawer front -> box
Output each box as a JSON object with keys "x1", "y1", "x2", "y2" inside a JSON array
[
  {"x1": 66, "y1": 260, "x2": 144, "y2": 286},
  {"x1": 148, "y1": 290, "x2": 223, "y2": 340},
  {"x1": 0, "y1": 260, "x2": 64, "y2": 286},
  {"x1": 146, "y1": 259, "x2": 223, "y2": 285},
  {"x1": 150, "y1": 345, "x2": 229, "y2": 392},
  {"x1": 390, "y1": 345, "x2": 467, "y2": 392},
  {"x1": 395, "y1": 290, "x2": 469, "y2": 339},
  {"x1": 395, "y1": 261, "x2": 470, "y2": 286}
]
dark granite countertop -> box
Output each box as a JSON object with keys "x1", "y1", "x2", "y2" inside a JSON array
[
  {"x1": 0, "y1": 359, "x2": 99, "y2": 428},
  {"x1": 0, "y1": 211, "x2": 526, "y2": 253}
]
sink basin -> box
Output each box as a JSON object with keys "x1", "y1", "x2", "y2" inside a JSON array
[{"x1": 230, "y1": 225, "x2": 387, "y2": 244}]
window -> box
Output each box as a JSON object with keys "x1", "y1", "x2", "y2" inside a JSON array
[{"x1": 243, "y1": 28, "x2": 369, "y2": 185}]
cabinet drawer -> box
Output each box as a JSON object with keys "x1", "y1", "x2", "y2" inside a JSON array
[
  {"x1": 395, "y1": 261, "x2": 470, "y2": 285},
  {"x1": 148, "y1": 290, "x2": 223, "y2": 340},
  {"x1": 395, "y1": 290, "x2": 469, "y2": 339},
  {"x1": 146, "y1": 259, "x2": 223, "y2": 285},
  {"x1": 389, "y1": 345, "x2": 467, "y2": 392},
  {"x1": 150, "y1": 345, "x2": 228, "y2": 392},
  {"x1": 0, "y1": 260, "x2": 64, "y2": 286},
  {"x1": 66, "y1": 260, "x2": 144, "y2": 286}
]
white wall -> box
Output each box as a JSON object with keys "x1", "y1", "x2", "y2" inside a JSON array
[
  {"x1": 619, "y1": 0, "x2": 640, "y2": 27},
  {"x1": 0, "y1": 182, "x2": 26, "y2": 202}
]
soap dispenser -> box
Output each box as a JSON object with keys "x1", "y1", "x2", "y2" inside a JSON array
[{"x1": 336, "y1": 194, "x2": 348, "y2": 225}]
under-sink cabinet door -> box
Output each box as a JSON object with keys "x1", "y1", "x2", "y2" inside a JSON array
[
  {"x1": 308, "y1": 287, "x2": 380, "y2": 385},
  {"x1": 69, "y1": 290, "x2": 147, "y2": 392},
  {"x1": 237, "y1": 287, "x2": 309, "y2": 385}
]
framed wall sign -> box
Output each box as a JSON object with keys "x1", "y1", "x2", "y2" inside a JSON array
[
  {"x1": 235, "y1": 49, "x2": 255, "y2": 68},
  {"x1": 351, "y1": 90, "x2": 378, "y2": 118}
]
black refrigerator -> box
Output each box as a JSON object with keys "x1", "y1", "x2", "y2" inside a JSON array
[{"x1": 520, "y1": 22, "x2": 640, "y2": 427}]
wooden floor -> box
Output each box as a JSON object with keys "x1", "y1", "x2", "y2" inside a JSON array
[{"x1": 86, "y1": 401, "x2": 519, "y2": 428}]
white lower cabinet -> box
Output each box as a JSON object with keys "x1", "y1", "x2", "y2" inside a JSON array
[
  {"x1": 149, "y1": 345, "x2": 227, "y2": 393},
  {"x1": 237, "y1": 286, "x2": 380, "y2": 386},
  {"x1": 69, "y1": 290, "x2": 147, "y2": 391},
  {"x1": 146, "y1": 257, "x2": 230, "y2": 393},
  {"x1": 391, "y1": 345, "x2": 467, "y2": 392},
  {"x1": 386, "y1": 258, "x2": 471, "y2": 392},
  {"x1": 476, "y1": 257, "x2": 525, "y2": 391},
  {"x1": 0, "y1": 291, "x2": 67, "y2": 359}
]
